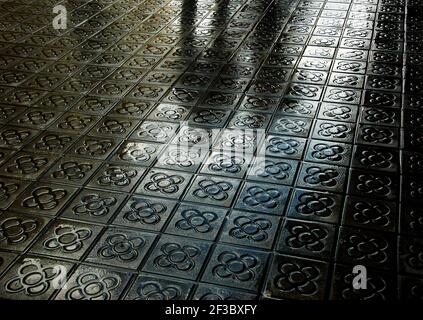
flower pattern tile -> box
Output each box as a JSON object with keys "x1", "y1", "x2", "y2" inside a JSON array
[{"x1": 0, "y1": 0, "x2": 418, "y2": 300}]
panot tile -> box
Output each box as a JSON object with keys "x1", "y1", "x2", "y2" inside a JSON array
[{"x1": 0, "y1": 0, "x2": 416, "y2": 300}]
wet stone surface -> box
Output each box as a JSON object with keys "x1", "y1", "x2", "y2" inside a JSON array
[{"x1": 0, "y1": 0, "x2": 420, "y2": 300}]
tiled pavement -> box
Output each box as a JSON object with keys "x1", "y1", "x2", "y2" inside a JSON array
[{"x1": 0, "y1": 0, "x2": 422, "y2": 300}]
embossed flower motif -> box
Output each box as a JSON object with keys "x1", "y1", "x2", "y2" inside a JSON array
[
  {"x1": 156, "y1": 106, "x2": 185, "y2": 120},
  {"x1": 44, "y1": 226, "x2": 92, "y2": 253},
  {"x1": 230, "y1": 216, "x2": 271, "y2": 242},
  {"x1": 136, "y1": 282, "x2": 181, "y2": 300},
  {"x1": 333, "y1": 75, "x2": 359, "y2": 86},
  {"x1": 323, "y1": 106, "x2": 351, "y2": 120},
  {"x1": 268, "y1": 137, "x2": 299, "y2": 155},
  {"x1": 140, "y1": 122, "x2": 173, "y2": 140},
  {"x1": 204, "y1": 92, "x2": 235, "y2": 106},
  {"x1": 312, "y1": 37, "x2": 335, "y2": 46},
  {"x1": 275, "y1": 263, "x2": 319, "y2": 294},
  {"x1": 406, "y1": 242, "x2": 423, "y2": 270},
  {"x1": 193, "y1": 110, "x2": 225, "y2": 124},
  {"x1": 352, "y1": 201, "x2": 391, "y2": 226},
  {"x1": 347, "y1": 29, "x2": 368, "y2": 38},
  {"x1": 297, "y1": 70, "x2": 323, "y2": 83},
  {"x1": 59, "y1": 115, "x2": 92, "y2": 130},
  {"x1": 145, "y1": 172, "x2": 184, "y2": 194},
  {"x1": 99, "y1": 234, "x2": 144, "y2": 261},
  {"x1": 356, "y1": 174, "x2": 391, "y2": 196},
  {"x1": 66, "y1": 273, "x2": 120, "y2": 300},
  {"x1": 5, "y1": 259, "x2": 63, "y2": 296},
  {"x1": 53, "y1": 161, "x2": 92, "y2": 181},
  {"x1": 23, "y1": 187, "x2": 67, "y2": 210},
  {"x1": 254, "y1": 160, "x2": 291, "y2": 180},
  {"x1": 35, "y1": 134, "x2": 72, "y2": 152},
  {"x1": 120, "y1": 144, "x2": 156, "y2": 162},
  {"x1": 233, "y1": 114, "x2": 265, "y2": 129},
  {"x1": 346, "y1": 234, "x2": 388, "y2": 263},
  {"x1": 407, "y1": 179, "x2": 423, "y2": 200},
  {"x1": 327, "y1": 89, "x2": 357, "y2": 102},
  {"x1": 178, "y1": 128, "x2": 210, "y2": 146},
  {"x1": 312, "y1": 144, "x2": 344, "y2": 161},
  {"x1": 214, "y1": 252, "x2": 257, "y2": 281},
  {"x1": 1, "y1": 129, "x2": 29, "y2": 146},
  {"x1": 73, "y1": 195, "x2": 117, "y2": 217},
  {"x1": 209, "y1": 154, "x2": 244, "y2": 174},
  {"x1": 368, "y1": 92, "x2": 396, "y2": 106},
  {"x1": 243, "y1": 186, "x2": 281, "y2": 209},
  {"x1": 154, "y1": 243, "x2": 199, "y2": 271},
  {"x1": 97, "y1": 167, "x2": 137, "y2": 187},
  {"x1": 339, "y1": 50, "x2": 364, "y2": 60},
  {"x1": 371, "y1": 78, "x2": 398, "y2": 90},
  {"x1": 296, "y1": 193, "x2": 334, "y2": 217},
  {"x1": 123, "y1": 198, "x2": 166, "y2": 225},
  {"x1": 341, "y1": 273, "x2": 387, "y2": 300},
  {"x1": 175, "y1": 209, "x2": 217, "y2": 233},
  {"x1": 289, "y1": 84, "x2": 319, "y2": 98},
  {"x1": 0, "y1": 217, "x2": 37, "y2": 244},
  {"x1": 245, "y1": 96, "x2": 274, "y2": 110},
  {"x1": 282, "y1": 101, "x2": 313, "y2": 115},
  {"x1": 303, "y1": 61, "x2": 327, "y2": 69},
  {"x1": 20, "y1": 110, "x2": 52, "y2": 125},
  {"x1": 337, "y1": 61, "x2": 363, "y2": 72},
  {"x1": 222, "y1": 132, "x2": 255, "y2": 150},
  {"x1": 286, "y1": 225, "x2": 327, "y2": 251},
  {"x1": 0, "y1": 181, "x2": 18, "y2": 202},
  {"x1": 318, "y1": 123, "x2": 349, "y2": 138},
  {"x1": 193, "y1": 179, "x2": 232, "y2": 201},
  {"x1": 358, "y1": 149, "x2": 392, "y2": 168},
  {"x1": 163, "y1": 149, "x2": 200, "y2": 168},
  {"x1": 409, "y1": 131, "x2": 423, "y2": 147},
  {"x1": 304, "y1": 167, "x2": 339, "y2": 187},
  {"x1": 362, "y1": 127, "x2": 393, "y2": 144},
  {"x1": 275, "y1": 118, "x2": 306, "y2": 134},
  {"x1": 7, "y1": 155, "x2": 48, "y2": 175},
  {"x1": 99, "y1": 119, "x2": 132, "y2": 134},
  {"x1": 76, "y1": 139, "x2": 112, "y2": 157},
  {"x1": 409, "y1": 209, "x2": 423, "y2": 233}
]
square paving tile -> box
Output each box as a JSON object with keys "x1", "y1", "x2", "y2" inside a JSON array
[
  {"x1": 0, "y1": 0, "x2": 418, "y2": 301},
  {"x1": 124, "y1": 274, "x2": 194, "y2": 300},
  {"x1": 336, "y1": 227, "x2": 396, "y2": 271},
  {"x1": 87, "y1": 163, "x2": 145, "y2": 193},
  {"x1": 61, "y1": 189, "x2": 127, "y2": 224},
  {"x1": 40, "y1": 157, "x2": 102, "y2": 187},
  {"x1": 10, "y1": 183, "x2": 78, "y2": 216},
  {"x1": 86, "y1": 227, "x2": 157, "y2": 270},
  {"x1": 234, "y1": 181, "x2": 291, "y2": 215},
  {"x1": 184, "y1": 175, "x2": 241, "y2": 208},
  {"x1": 219, "y1": 210, "x2": 281, "y2": 250},
  {"x1": 135, "y1": 169, "x2": 192, "y2": 200},
  {"x1": 201, "y1": 244, "x2": 269, "y2": 291},
  {"x1": 0, "y1": 212, "x2": 50, "y2": 252},
  {"x1": 0, "y1": 256, "x2": 74, "y2": 300},
  {"x1": 30, "y1": 219, "x2": 103, "y2": 261},
  {"x1": 143, "y1": 235, "x2": 211, "y2": 281},
  {"x1": 264, "y1": 254, "x2": 329, "y2": 300},
  {"x1": 55, "y1": 265, "x2": 131, "y2": 300},
  {"x1": 165, "y1": 204, "x2": 228, "y2": 241},
  {"x1": 113, "y1": 196, "x2": 177, "y2": 232},
  {"x1": 276, "y1": 219, "x2": 336, "y2": 260}
]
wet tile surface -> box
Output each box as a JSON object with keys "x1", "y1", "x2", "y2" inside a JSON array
[{"x1": 0, "y1": 0, "x2": 419, "y2": 300}]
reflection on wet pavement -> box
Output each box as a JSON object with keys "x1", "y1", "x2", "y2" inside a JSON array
[{"x1": 0, "y1": 0, "x2": 422, "y2": 300}]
